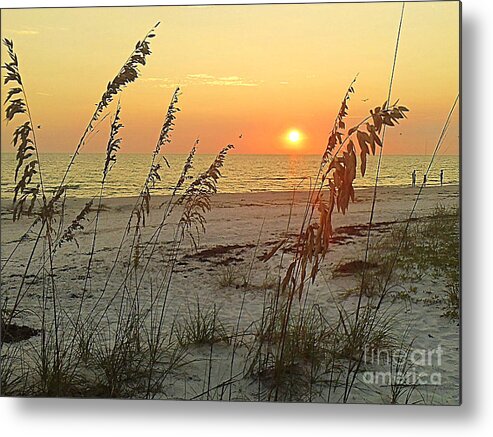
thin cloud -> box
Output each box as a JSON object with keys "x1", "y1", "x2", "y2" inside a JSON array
[
  {"x1": 187, "y1": 73, "x2": 215, "y2": 79},
  {"x1": 142, "y1": 73, "x2": 260, "y2": 88},
  {"x1": 6, "y1": 29, "x2": 39, "y2": 35},
  {"x1": 141, "y1": 77, "x2": 169, "y2": 82},
  {"x1": 5, "y1": 25, "x2": 69, "y2": 36},
  {"x1": 141, "y1": 77, "x2": 180, "y2": 89},
  {"x1": 187, "y1": 73, "x2": 260, "y2": 87},
  {"x1": 206, "y1": 79, "x2": 258, "y2": 87}
]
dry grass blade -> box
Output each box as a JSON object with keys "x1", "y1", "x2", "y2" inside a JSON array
[
  {"x1": 321, "y1": 75, "x2": 357, "y2": 167},
  {"x1": 133, "y1": 87, "x2": 181, "y2": 230},
  {"x1": 174, "y1": 138, "x2": 198, "y2": 193},
  {"x1": 58, "y1": 200, "x2": 94, "y2": 249},
  {"x1": 259, "y1": 239, "x2": 287, "y2": 262},
  {"x1": 59, "y1": 103, "x2": 124, "y2": 249},
  {"x1": 52, "y1": 22, "x2": 159, "y2": 205},
  {"x1": 179, "y1": 144, "x2": 234, "y2": 248},
  {"x1": 328, "y1": 102, "x2": 408, "y2": 214},
  {"x1": 154, "y1": 87, "x2": 180, "y2": 159},
  {"x1": 92, "y1": 22, "x2": 160, "y2": 126},
  {"x1": 2, "y1": 38, "x2": 42, "y2": 221},
  {"x1": 103, "y1": 101, "x2": 124, "y2": 179}
]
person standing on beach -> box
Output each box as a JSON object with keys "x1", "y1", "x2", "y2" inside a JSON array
[
  {"x1": 423, "y1": 174, "x2": 427, "y2": 186},
  {"x1": 440, "y1": 169, "x2": 444, "y2": 186},
  {"x1": 412, "y1": 169, "x2": 416, "y2": 187}
]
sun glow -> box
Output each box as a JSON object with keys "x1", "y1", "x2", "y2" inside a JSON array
[
  {"x1": 285, "y1": 129, "x2": 304, "y2": 151},
  {"x1": 288, "y1": 130, "x2": 301, "y2": 143}
]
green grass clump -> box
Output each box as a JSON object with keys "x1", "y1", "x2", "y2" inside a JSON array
[{"x1": 177, "y1": 300, "x2": 230, "y2": 347}]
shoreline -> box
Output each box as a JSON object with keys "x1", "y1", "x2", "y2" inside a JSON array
[{"x1": 0, "y1": 183, "x2": 461, "y2": 204}]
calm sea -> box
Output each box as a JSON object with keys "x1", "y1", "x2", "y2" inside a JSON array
[{"x1": 1, "y1": 153, "x2": 459, "y2": 199}]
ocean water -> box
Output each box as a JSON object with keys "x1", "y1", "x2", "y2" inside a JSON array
[{"x1": 0, "y1": 153, "x2": 459, "y2": 199}]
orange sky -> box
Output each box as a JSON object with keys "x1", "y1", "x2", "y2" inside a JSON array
[{"x1": 1, "y1": 2, "x2": 460, "y2": 155}]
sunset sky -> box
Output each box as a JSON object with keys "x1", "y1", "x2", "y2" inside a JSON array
[{"x1": 1, "y1": 2, "x2": 460, "y2": 155}]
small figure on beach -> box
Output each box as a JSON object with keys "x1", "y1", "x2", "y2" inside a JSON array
[
  {"x1": 412, "y1": 169, "x2": 416, "y2": 187},
  {"x1": 440, "y1": 169, "x2": 444, "y2": 186},
  {"x1": 423, "y1": 174, "x2": 427, "y2": 186}
]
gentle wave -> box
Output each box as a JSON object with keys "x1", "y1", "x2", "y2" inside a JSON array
[{"x1": 1, "y1": 153, "x2": 459, "y2": 199}]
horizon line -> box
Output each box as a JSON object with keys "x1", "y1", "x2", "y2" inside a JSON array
[{"x1": 0, "y1": 151, "x2": 461, "y2": 157}]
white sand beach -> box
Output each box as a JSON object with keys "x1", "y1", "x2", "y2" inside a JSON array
[{"x1": 1, "y1": 185, "x2": 459, "y2": 403}]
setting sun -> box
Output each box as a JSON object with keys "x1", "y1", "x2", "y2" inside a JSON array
[
  {"x1": 285, "y1": 129, "x2": 304, "y2": 150},
  {"x1": 288, "y1": 130, "x2": 301, "y2": 143}
]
